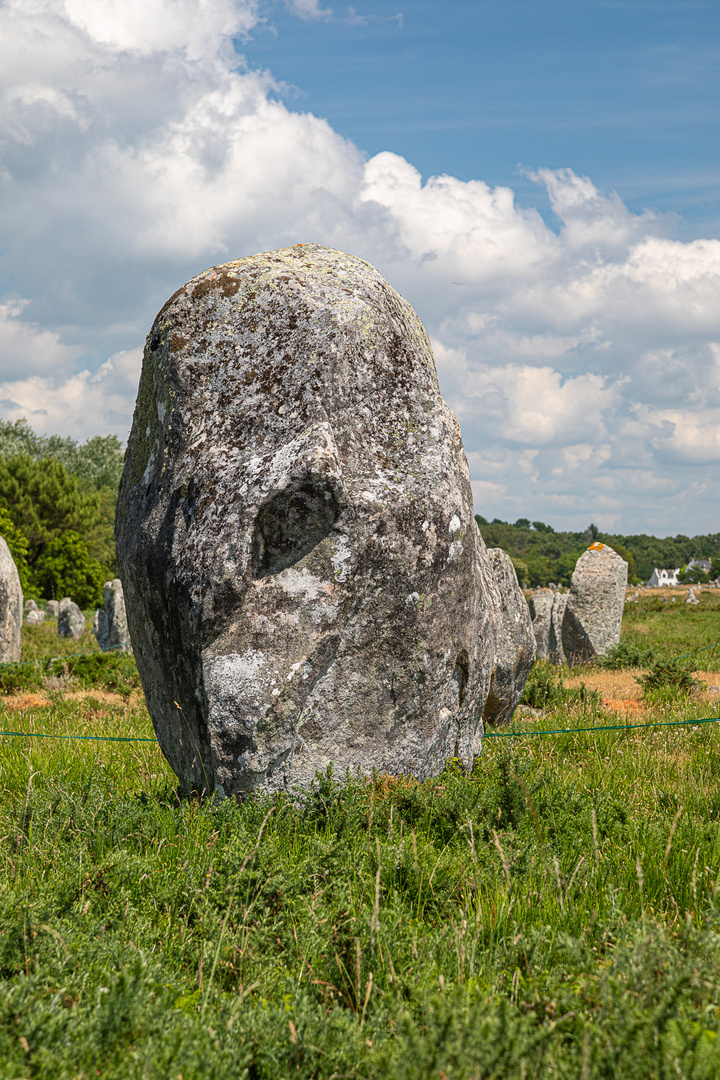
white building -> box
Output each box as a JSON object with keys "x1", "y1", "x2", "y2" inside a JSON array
[{"x1": 647, "y1": 568, "x2": 680, "y2": 587}]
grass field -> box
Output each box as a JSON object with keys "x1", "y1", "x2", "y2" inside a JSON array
[{"x1": 1, "y1": 595, "x2": 719, "y2": 1078}]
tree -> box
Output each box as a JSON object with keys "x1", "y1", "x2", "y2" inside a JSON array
[
  {"x1": 33, "y1": 531, "x2": 108, "y2": 608},
  {"x1": 0, "y1": 420, "x2": 124, "y2": 490},
  {"x1": 0, "y1": 455, "x2": 100, "y2": 567},
  {"x1": 677, "y1": 565, "x2": 710, "y2": 585},
  {"x1": 0, "y1": 507, "x2": 31, "y2": 594},
  {"x1": 603, "y1": 540, "x2": 639, "y2": 583}
]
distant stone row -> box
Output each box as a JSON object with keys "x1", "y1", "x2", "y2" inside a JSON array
[{"x1": 0, "y1": 535, "x2": 131, "y2": 661}]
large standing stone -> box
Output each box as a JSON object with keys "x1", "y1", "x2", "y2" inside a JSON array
[
  {"x1": 482, "y1": 549, "x2": 536, "y2": 726},
  {"x1": 93, "y1": 579, "x2": 132, "y2": 654},
  {"x1": 561, "y1": 543, "x2": 627, "y2": 663},
  {"x1": 46, "y1": 600, "x2": 59, "y2": 619},
  {"x1": 58, "y1": 598, "x2": 85, "y2": 641},
  {"x1": 117, "y1": 244, "x2": 532, "y2": 797},
  {"x1": 0, "y1": 537, "x2": 22, "y2": 662}
]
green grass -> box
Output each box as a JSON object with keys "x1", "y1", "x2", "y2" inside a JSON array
[
  {"x1": 0, "y1": 615, "x2": 141, "y2": 696},
  {"x1": 20, "y1": 610, "x2": 102, "y2": 662},
  {"x1": 1, "y1": 602, "x2": 720, "y2": 1077},
  {"x1": 2, "y1": 691, "x2": 720, "y2": 1078},
  {"x1": 621, "y1": 591, "x2": 720, "y2": 669}
]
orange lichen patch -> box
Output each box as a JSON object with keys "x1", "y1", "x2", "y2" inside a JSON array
[{"x1": 589, "y1": 542, "x2": 606, "y2": 551}]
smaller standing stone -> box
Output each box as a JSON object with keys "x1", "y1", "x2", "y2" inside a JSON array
[
  {"x1": 482, "y1": 549, "x2": 536, "y2": 726},
  {"x1": 93, "y1": 579, "x2": 132, "y2": 654},
  {"x1": 25, "y1": 599, "x2": 38, "y2": 612},
  {"x1": 46, "y1": 600, "x2": 59, "y2": 619},
  {"x1": 550, "y1": 592, "x2": 568, "y2": 664},
  {"x1": 562, "y1": 543, "x2": 627, "y2": 664},
  {"x1": 58, "y1": 597, "x2": 85, "y2": 640},
  {"x1": 529, "y1": 590, "x2": 553, "y2": 660},
  {"x1": 0, "y1": 536, "x2": 23, "y2": 661},
  {"x1": 26, "y1": 609, "x2": 45, "y2": 624},
  {"x1": 686, "y1": 588, "x2": 700, "y2": 606}
]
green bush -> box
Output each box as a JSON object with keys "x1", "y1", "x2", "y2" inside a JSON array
[
  {"x1": 0, "y1": 652, "x2": 140, "y2": 695},
  {"x1": 32, "y1": 530, "x2": 109, "y2": 607},
  {"x1": 595, "y1": 641, "x2": 655, "y2": 670},
  {"x1": 636, "y1": 659, "x2": 699, "y2": 696}
]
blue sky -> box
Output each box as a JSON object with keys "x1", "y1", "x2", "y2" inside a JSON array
[
  {"x1": 248, "y1": 0, "x2": 720, "y2": 236},
  {"x1": 0, "y1": 0, "x2": 719, "y2": 534}
]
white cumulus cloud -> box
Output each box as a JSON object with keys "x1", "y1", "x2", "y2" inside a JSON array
[{"x1": 1, "y1": 0, "x2": 719, "y2": 533}]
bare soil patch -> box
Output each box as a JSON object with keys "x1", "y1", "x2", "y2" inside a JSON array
[
  {"x1": 0, "y1": 689, "x2": 142, "y2": 711},
  {"x1": 562, "y1": 668, "x2": 720, "y2": 713},
  {"x1": 564, "y1": 669, "x2": 644, "y2": 700}
]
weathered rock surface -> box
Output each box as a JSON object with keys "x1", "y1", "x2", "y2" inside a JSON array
[
  {"x1": 27, "y1": 609, "x2": 45, "y2": 624},
  {"x1": 550, "y1": 592, "x2": 568, "y2": 664},
  {"x1": 58, "y1": 597, "x2": 85, "y2": 640},
  {"x1": 0, "y1": 537, "x2": 22, "y2": 662},
  {"x1": 93, "y1": 579, "x2": 132, "y2": 653},
  {"x1": 117, "y1": 244, "x2": 532, "y2": 797},
  {"x1": 482, "y1": 549, "x2": 535, "y2": 726},
  {"x1": 529, "y1": 589, "x2": 566, "y2": 664},
  {"x1": 561, "y1": 543, "x2": 627, "y2": 663},
  {"x1": 529, "y1": 590, "x2": 553, "y2": 660},
  {"x1": 46, "y1": 600, "x2": 59, "y2": 619},
  {"x1": 25, "y1": 599, "x2": 38, "y2": 612}
]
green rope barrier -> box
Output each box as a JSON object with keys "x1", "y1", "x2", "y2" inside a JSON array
[
  {"x1": 0, "y1": 716, "x2": 718, "y2": 745},
  {"x1": 674, "y1": 641, "x2": 720, "y2": 662},
  {"x1": 0, "y1": 730, "x2": 156, "y2": 743},
  {"x1": 484, "y1": 716, "x2": 720, "y2": 738}
]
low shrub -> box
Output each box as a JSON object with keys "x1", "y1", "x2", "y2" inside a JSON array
[
  {"x1": 636, "y1": 658, "x2": 699, "y2": 697},
  {"x1": 0, "y1": 651, "x2": 141, "y2": 696},
  {"x1": 595, "y1": 641, "x2": 655, "y2": 670}
]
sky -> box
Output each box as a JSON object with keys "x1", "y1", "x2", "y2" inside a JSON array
[{"x1": 1, "y1": 0, "x2": 719, "y2": 535}]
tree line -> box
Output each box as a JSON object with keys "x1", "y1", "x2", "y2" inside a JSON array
[
  {"x1": 477, "y1": 516, "x2": 720, "y2": 587},
  {"x1": 0, "y1": 420, "x2": 123, "y2": 608},
  {"x1": 0, "y1": 419, "x2": 716, "y2": 606}
]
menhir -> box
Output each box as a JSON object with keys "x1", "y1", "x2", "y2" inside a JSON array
[
  {"x1": 94, "y1": 579, "x2": 132, "y2": 654},
  {"x1": 0, "y1": 537, "x2": 22, "y2": 662},
  {"x1": 117, "y1": 245, "x2": 534, "y2": 797}
]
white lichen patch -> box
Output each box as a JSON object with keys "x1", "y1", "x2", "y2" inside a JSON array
[
  {"x1": 278, "y1": 568, "x2": 327, "y2": 601},
  {"x1": 330, "y1": 534, "x2": 352, "y2": 582},
  {"x1": 448, "y1": 541, "x2": 464, "y2": 562},
  {"x1": 203, "y1": 650, "x2": 267, "y2": 707}
]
